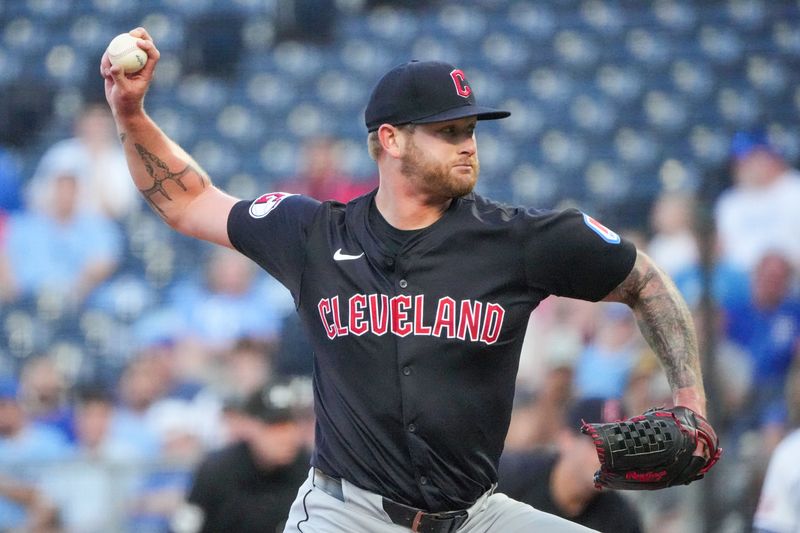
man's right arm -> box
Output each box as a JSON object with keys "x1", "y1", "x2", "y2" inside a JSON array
[{"x1": 101, "y1": 28, "x2": 237, "y2": 248}]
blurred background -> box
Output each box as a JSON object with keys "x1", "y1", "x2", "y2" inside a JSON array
[{"x1": 0, "y1": 0, "x2": 799, "y2": 532}]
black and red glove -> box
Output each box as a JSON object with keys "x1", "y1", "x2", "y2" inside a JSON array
[{"x1": 581, "y1": 406, "x2": 722, "y2": 490}]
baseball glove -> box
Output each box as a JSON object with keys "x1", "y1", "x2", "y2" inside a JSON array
[{"x1": 580, "y1": 406, "x2": 722, "y2": 490}]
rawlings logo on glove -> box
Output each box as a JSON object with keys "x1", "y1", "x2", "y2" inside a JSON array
[{"x1": 580, "y1": 406, "x2": 722, "y2": 490}]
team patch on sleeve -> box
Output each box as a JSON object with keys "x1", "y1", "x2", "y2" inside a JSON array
[
  {"x1": 582, "y1": 213, "x2": 621, "y2": 244},
  {"x1": 249, "y1": 192, "x2": 297, "y2": 218}
]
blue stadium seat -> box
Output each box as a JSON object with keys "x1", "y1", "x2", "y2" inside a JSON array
[
  {"x1": 240, "y1": 15, "x2": 277, "y2": 53},
  {"x1": 724, "y1": 0, "x2": 767, "y2": 31},
  {"x1": 158, "y1": 0, "x2": 215, "y2": 17},
  {"x1": 595, "y1": 63, "x2": 645, "y2": 103},
  {"x1": 686, "y1": 124, "x2": 731, "y2": 167},
  {"x1": 553, "y1": 29, "x2": 600, "y2": 72},
  {"x1": 409, "y1": 35, "x2": 464, "y2": 66},
  {"x1": 625, "y1": 27, "x2": 673, "y2": 68},
  {"x1": 190, "y1": 138, "x2": 242, "y2": 181},
  {"x1": 744, "y1": 54, "x2": 790, "y2": 98},
  {"x1": 670, "y1": 59, "x2": 716, "y2": 100},
  {"x1": 497, "y1": 98, "x2": 547, "y2": 140},
  {"x1": 539, "y1": 128, "x2": 589, "y2": 173},
  {"x1": 772, "y1": 20, "x2": 800, "y2": 57},
  {"x1": 315, "y1": 69, "x2": 368, "y2": 112},
  {"x1": 43, "y1": 43, "x2": 89, "y2": 85},
  {"x1": 643, "y1": 90, "x2": 690, "y2": 134},
  {"x1": 508, "y1": 162, "x2": 560, "y2": 207},
  {"x1": 651, "y1": 0, "x2": 698, "y2": 33},
  {"x1": 3, "y1": 16, "x2": 48, "y2": 55},
  {"x1": 175, "y1": 74, "x2": 230, "y2": 111},
  {"x1": 613, "y1": 126, "x2": 662, "y2": 170},
  {"x1": 273, "y1": 41, "x2": 326, "y2": 82},
  {"x1": 216, "y1": 104, "x2": 266, "y2": 147},
  {"x1": 24, "y1": 0, "x2": 71, "y2": 21},
  {"x1": 527, "y1": 67, "x2": 575, "y2": 105},
  {"x1": 436, "y1": 3, "x2": 489, "y2": 44},
  {"x1": 224, "y1": 171, "x2": 261, "y2": 200},
  {"x1": 338, "y1": 38, "x2": 395, "y2": 78},
  {"x1": 583, "y1": 158, "x2": 633, "y2": 204},
  {"x1": 88, "y1": 0, "x2": 139, "y2": 19},
  {"x1": 569, "y1": 93, "x2": 618, "y2": 136},
  {"x1": 67, "y1": 14, "x2": 110, "y2": 53},
  {"x1": 0, "y1": 48, "x2": 23, "y2": 85},
  {"x1": 579, "y1": 0, "x2": 626, "y2": 37},
  {"x1": 765, "y1": 122, "x2": 800, "y2": 162},
  {"x1": 505, "y1": 1, "x2": 557, "y2": 40},
  {"x1": 481, "y1": 32, "x2": 532, "y2": 74},
  {"x1": 139, "y1": 12, "x2": 186, "y2": 52},
  {"x1": 244, "y1": 70, "x2": 299, "y2": 115},
  {"x1": 697, "y1": 24, "x2": 745, "y2": 65},
  {"x1": 258, "y1": 139, "x2": 299, "y2": 180},
  {"x1": 714, "y1": 84, "x2": 762, "y2": 128},
  {"x1": 365, "y1": 5, "x2": 422, "y2": 46}
]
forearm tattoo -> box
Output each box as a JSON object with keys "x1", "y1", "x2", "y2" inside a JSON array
[
  {"x1": 134, "y1": 143, "x2": 207, "y2": 217},
  {"x1": 119, "y1": 132, "x2": 127, "y2": 144},
  {"x1": 608, "y1": 256, "x2": 700, "y2": 391}
]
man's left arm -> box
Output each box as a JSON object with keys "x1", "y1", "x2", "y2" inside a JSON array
[{"x1": 602, "y1": 249, "x2": 706, "y2": 416}]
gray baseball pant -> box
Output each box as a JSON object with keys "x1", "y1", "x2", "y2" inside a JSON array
[{"x1": 283, "y1": 468, "x2": 597, "y2": 532}]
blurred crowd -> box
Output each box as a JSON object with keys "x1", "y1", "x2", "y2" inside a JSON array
[
  {"x1": 0, "y1": 101, "x2": 372, "y2": 533},
  {"x1": 0, "y1": 100, "x2": 798, "y2": 533},
  {"x1": 0, "y1": 3, "x2": 799, "y2": 531}
]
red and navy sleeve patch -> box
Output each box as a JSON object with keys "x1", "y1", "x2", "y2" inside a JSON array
[
  {"x1": 582, "y1": 213, "x2": 621, "y2": 244},
  {"x1": 248, "y1": 192, "x2": 297, "y2": 218}
]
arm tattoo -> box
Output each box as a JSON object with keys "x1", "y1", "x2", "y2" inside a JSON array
[
  {"x1": 607, "y1": 254, "x2": 700, "y2": 391},
  {"x1": 119, "y1": 133, "x2": 127, "y2": 144},
  {"x1": 134, "y1": 143, "x2": 207, "y2": 217}
]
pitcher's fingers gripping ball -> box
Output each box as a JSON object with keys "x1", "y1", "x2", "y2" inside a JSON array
[
  {"x1": 581, "y1": 406, "x2": 722, "y2": 490},
  {"x1": 106, "y1": 33, "x2": 148, "y2": 73}
]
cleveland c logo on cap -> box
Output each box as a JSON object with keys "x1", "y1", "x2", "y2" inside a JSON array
[{"x1": 450, "y1": 69, "x2": 472, "y2": 98}]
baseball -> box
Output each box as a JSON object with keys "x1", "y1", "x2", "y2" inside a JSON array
[{"x1": 106, "y1": 33, "x2": 147, "y2": 74}]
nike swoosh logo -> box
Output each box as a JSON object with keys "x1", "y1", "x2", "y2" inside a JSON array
[{"x1": 333, "y1": 248, "x2": 365, "y2": 261}]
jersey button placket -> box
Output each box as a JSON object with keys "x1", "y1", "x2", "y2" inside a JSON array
[{"x1": 402, "y1": 366, "x2": 411, "y2": 376}]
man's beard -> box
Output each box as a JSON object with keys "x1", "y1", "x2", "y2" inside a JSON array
[{"x1": 400, "y1": 137, "x2": 479, "y2": 198}]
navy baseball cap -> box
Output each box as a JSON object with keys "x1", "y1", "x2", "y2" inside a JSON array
[{"x1": 365, "y1": 60, "x2": 510, "y2": 132}]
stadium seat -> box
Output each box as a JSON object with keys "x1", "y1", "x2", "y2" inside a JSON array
[
  {"x1": 651, "y1": 0, "x2": 698, "y2": 33},
  {"x1": 506, "y1": 1, "x2": 557, "y2": 40},
  {"x1": 698, "y1": 24, "x2": 745, "y2": 64}
]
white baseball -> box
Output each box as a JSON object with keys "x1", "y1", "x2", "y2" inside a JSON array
[{"x1": 106, "y1": 33, "x2": 148, "y2": 74}]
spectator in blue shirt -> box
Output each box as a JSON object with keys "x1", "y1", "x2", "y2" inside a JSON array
[
  {"x1": 724, "y1": 251, "x2": 800, "y2": 427},
  {"x1": 165, "y1": 246, "x2": 292, "y2": 350},
  {"x1": 0, "y1": 377, "x2": 72, "y2": 531},
  {"x1": 1, "y1": 172, "x2": 122, "y2": 306},
  {"x1": 573, "y1": 303, "x2": 643, "y2": 399}
]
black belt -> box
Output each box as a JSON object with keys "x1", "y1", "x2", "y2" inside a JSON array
[{"x1": 312, "y1": 468, "x2": 469, "y2": 533}]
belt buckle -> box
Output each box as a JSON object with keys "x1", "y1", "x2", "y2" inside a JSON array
[{"x1": 414, "y1": 509, "x2": 468, "y2": 533}]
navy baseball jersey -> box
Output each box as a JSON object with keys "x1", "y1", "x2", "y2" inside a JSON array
[{"x1": 227, "y1": 189, "x2": 636, "y2": 512}]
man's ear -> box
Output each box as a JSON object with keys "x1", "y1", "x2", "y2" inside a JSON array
[{"x1": 378, "y1": 124, "x2": 405, "y2": 159}]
